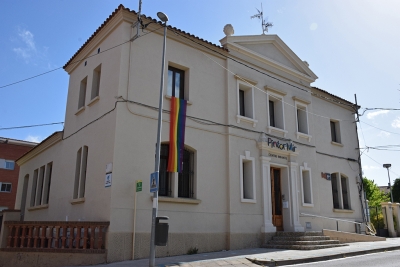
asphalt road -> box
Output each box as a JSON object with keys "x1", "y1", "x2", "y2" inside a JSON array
[{"x1": 285, "y1": 250, "x2": 400, "y2": 267}]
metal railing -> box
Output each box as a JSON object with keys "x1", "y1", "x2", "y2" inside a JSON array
[{"x1": 300, "y1": 213, "x2": 364, "y2": 233}]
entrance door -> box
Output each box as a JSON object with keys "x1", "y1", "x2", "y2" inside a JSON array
[{"x1": 271, "y1": 168, "x2": 283, "y2": 231}]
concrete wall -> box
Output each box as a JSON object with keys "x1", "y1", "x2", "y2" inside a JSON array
[{"x1": 322, "y1": 229, "x2": 385, "y2": 243}]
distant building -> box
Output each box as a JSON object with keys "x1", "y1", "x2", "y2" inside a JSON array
[
  {"x1": 0, "y1": 137, "x2": 36, "y2": 214},
  {"x1": 11, "y1": 5, "x2": 365, "y2": 262},
  {"x1": 378, "y1": 186, "x2": 390, "y2": 195}
]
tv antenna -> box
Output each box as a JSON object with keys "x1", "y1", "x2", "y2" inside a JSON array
[{"x1": 251, "y1": 3, "x2": 273, "y2": 34}]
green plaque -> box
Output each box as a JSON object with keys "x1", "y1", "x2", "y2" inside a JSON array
[{"x1": 136, "y1": 180, "x2": 142, "y2": 192}]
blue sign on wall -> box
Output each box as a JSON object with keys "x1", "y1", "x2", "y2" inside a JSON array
[{"x1": 150, "y1": 172, "x2": 159, "y2": 193}]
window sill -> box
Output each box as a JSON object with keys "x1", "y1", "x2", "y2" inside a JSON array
[
  {"x1": 87, "y1": 96, "x2": 100, "y2": 106},
  {"x1": 155, "y1": 196, "x2": 201, "y2": 204},
  {"x1": 241, "y1": 198, "x2": 256, "y2": 204},
  {"x1": 27, "y1": 204, "x2": 49, "y2": 211},
  {"x1": 164, "y1": 95, "x2": 192, "y2": 105},
  {"x1": 70, "y1": 198, "x2": 85, "y2": 205},
  {"x1": 75, "y1": 106, "x2": 85, "y2": 115},
  {"x1": 267, "y1": 126, "x2": 288, "y2": 137},
  {"x1": 297, "y1": 132, "x2": 312, "y2": 142},
  {"x1": 302, "y1": 203, "x2": 314, "y2": 207},
  {"x1": 331, "y1": 141, "x2": 343, "y2": 147},
  {"x1": 236, "y1": 115, "x2": 258, "y2": 127},
  {"x1": 333, "y1": 208, "x2": 354, "y2": 213}
]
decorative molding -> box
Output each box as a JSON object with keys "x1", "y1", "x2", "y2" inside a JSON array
[
  {"x1": 331, "y1": 141, "x2": 343, "y2": 147},
  {"x1": 236, "y1": 115, "x2": 258, "y2": 127},
  {"x1": 292, "y1": 96, "x2": 311, "y2": 104},
  {"x1": 70, "y1": 198, "x2": 85, "y2": 205},
  {"x1": 27, "y1": 204, "x2": 49, "y2": 211},
  {"x1": 296, "y1": 132, "x2": 312, "y2": 142},
  {"x1": 156, "y1": 196, "x2": 201, "y2": 204},
  {"x1": 164, "y1": 95, "x2": 193, "y2": 105},
  {"x1": 75, "y1": 106, "x2": 85, "y2": 115},
  {"x1": 234, "y1": 74, "x2": 258, "y2": 85},
  {"x1": 87, "y1": 96, "x2": 100, "y2": 106},
  {"x1": 264, "y1": 86, "x2": 287, "y2": 96},
  {"x1": 266, "y1": 126, "x2": 288, "y2": 137}
]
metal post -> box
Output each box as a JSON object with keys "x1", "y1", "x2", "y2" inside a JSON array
[
  {"x1": 387, "y1": 168, "x2": 394, "y2": 203},
  {"x1": 149, "y1": 22, "x2": 168, "y2": 267},
  {"x1": 336, "y1": 220, "x2": 339, "y2": 231}
]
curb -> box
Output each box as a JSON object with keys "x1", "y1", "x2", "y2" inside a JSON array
[{"x1": 246, "y1": 245, "x2": 400, "y2": 266}]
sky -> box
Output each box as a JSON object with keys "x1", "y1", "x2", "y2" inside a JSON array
[{"x1": 1, "y1": 0, "x2": 399, "y2": 186}]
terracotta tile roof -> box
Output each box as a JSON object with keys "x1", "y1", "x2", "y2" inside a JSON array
[
  {"x1": 63, "y1": 4, "x2": 226, "y2": 69},
  {"x1": 312, "y1": 86, "x2": 358, "y2": 108}
]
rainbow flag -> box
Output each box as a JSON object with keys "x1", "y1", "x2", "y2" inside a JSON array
[{"x1": 168, "y1": 97, "x2": 187, "y2": 173}]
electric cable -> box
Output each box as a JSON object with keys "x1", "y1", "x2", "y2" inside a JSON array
[
  {"x1": 360, "y1": 120, "x2": 400, "y2": 136},
  {"x1": 0, "y1": 122, "x2": 64, "y2": 131}
]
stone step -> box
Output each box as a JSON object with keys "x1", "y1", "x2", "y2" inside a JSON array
[
  {"x1": 275, "y1": 231, "x2": 323, "y2": 237},
  {"x1": 264, "y1": 243, "x2": 348, "y2": 250},
  {"x1": 268, "y1": 240, "x2": 341, "y2": 246},
  {"x1": 272, "y1": 236, "x2": 330, "y2": 241}
]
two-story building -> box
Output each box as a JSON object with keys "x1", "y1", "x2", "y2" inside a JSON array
[{"x1": 11, "y1": 5, "x2": 365, "y2": 262}]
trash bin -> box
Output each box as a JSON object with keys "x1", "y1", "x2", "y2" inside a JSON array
[{"x1": 155, "y1": 216, "x2": 169, "y2": 246}]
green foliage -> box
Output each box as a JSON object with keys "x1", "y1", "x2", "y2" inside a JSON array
[
  {"x1": 391, "y1": 178, "x2": 400, "y2": 203},
  {"x1": 369, "y1": 208, "x2": 385, "y2": 229},
  {"x1": 363, "y1": 177, "x2": 390, "y2": 207},
  {"x1": 187, "y1": 247, "x2": 199, "y2": 255}
]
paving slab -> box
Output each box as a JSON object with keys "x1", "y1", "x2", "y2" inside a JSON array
[{"x1": 70, "y1": 238, "x2": 400, "y2": 267}]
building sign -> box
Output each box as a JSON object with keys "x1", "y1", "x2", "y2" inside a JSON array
[
  {"x1": 105, "y1": 173, "x2": 112, "y2": 187},
  {"x1": 136, "y1": 180, "x2": 142, "y2": 192},
  {"x1": 267, "y1": 138, "x2": 296, "y2": 152},
  {"x1": 321, "y1": 172, "x2": 331, "y2": 180},
  {"x1": 268, "y1": 153, "x2": 288, "y2": 160},
  {"x1": 150, "y1": 172, "x2": 159, "y2": 193}
]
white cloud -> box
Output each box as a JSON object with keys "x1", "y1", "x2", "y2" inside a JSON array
[
  {"x1": 392, "y1": 117, "x2": 400, "y2": 128},
  {"x1": 367, "y1": 110, "x2": 389, "y2": 119},
  {"x1": 310, "y1": 23, "x2": 318, "y2": 30},
  {"x1": 25, "y1": 135, "x2": 41, "y2": 143},
  {"x1": 363, "y1": 165, "x2": 379, "y2": 170},
  {"x1": 378, "y1": 131, "x2": 391, "y2": 137},
  {"x1": 13, "y1": 29, "x2": 36, "y2": 61}
]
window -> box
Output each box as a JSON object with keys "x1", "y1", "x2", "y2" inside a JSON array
[
  {"x1": 167, "y1": 66, "x2": 184, "y2": 99},
  {"x1": 74, "y1": 146, "x2": 88, "y2": 199},
  {"x1": 91, "y1": 64, "x2": 101, "y2": 99},
  {"x1": 331, "y1": 173, "x2": 340, "y2": 209},
  {"x1": 30, "y1": 162, "x2": 53, "y2": 207},
  {"x1": 159, "y1": 144, "x2": 195, "y2": 198},
  {"x1": 78, "y1": 76, "x2": 87, "y2": 109},
  {"x1": 0, "y1": 183, "x2": 11, "y2": 193},
  {"x1": 300, "y1": 163, "x2": 313, "y2": 206},
  {"x1": 269, "y1": 100, "x2": 275, "y2": 127},
  {"x1": 240, "y1": 151, "x2": 256, "y2": 202},
  {"x1": 330, "y1": 120, "x2": 341, "y2": 143},
  {"x1": 0, "y1": 159, "x2": 15, "y2": 170},
  {"x1": 236, "y1": 81, "x2": 257, "y2": 127},
  {"x1": 297, "y1": 106, "x2": 308, "y2": 134},
  {"x1": 266, "y1": 88, "x2": 287, "y2": 136},
  {"x1": 341, "y1": 175, "x2": 350, "y2": 210}
]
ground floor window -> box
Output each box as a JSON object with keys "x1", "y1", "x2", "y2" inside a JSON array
[{"x1": 331, "y1": 172, "x2": 351, "y2": 210}]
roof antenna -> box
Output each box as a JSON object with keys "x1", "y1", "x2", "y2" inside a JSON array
[
  {"x1": 132, "y1": 0, "x2": 143, "y2": 41},
  {"x1": 251, "y1": 3, "x2": 273, "y2": 34}
]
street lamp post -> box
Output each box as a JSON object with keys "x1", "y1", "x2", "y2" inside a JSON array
[
  {"x1": 149, "y1": 12, "x2": 168, "y2": 267},
  {"x1": 383, "y1": 164, "x2": 393, "y2": 203}
]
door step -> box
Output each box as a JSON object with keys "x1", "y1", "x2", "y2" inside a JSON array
[{"x1": 264, "y1": 231, "x2": 348, "y2": 250}]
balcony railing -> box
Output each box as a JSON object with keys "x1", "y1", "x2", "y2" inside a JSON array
[{"x1": 2, "y1": 221, "x2": 109, "y2": 252}]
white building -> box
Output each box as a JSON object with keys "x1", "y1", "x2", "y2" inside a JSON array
[{"x1": 12, "y1": 5, "x2": 365, "y2": 262}]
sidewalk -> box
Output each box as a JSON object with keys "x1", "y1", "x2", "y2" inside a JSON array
[{"x1": 72, "y1": 238, "x2": 400, "y2": 267}]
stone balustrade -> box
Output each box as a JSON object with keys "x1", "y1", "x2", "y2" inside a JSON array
[{"x1": 2, "y1": 221, "x2": 109, "y2": 252}]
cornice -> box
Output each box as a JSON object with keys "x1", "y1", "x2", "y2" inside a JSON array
[{"x1": 16, "y1": 132, "x2": 63, "y2": 166}]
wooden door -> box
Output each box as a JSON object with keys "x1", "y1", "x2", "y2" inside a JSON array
[{"x1": 271, "y1": 168, "x2": 283, "y2": 231}]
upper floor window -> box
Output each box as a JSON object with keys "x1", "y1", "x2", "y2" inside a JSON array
[
  {"x1": 74, "y1": 146, "x2": 88, "y2": 199},
  {"x1": 293, "y1": 97, "x2": 311, "y2": 141},
  {"x1": 266, "y1": 87, "x2": 287, "y2": 136},
  {"x1": 159, "y1": 143, "x2": 195, "y2": 198},
  {"x1": 168, "y1": 66, "x2": 184, "y2": 99},
  {"x1": 30, "y1": 162, "x2": 53, "y2": 207},
  {"x1": 91, "y1": 64, "x2": 101, "y2": 100},
  {"x1": 330, "y1": 120, "x2": 341, "y2": 144},
  {"x1": 0, "y1": 183, "x2": 12, "y2": 193},
  {"x1": 78, "y1": 76, "x2": 87, "y2": 109},
  {"x1": 236, "y1": 79, "x2": 257, "y2": 127}
]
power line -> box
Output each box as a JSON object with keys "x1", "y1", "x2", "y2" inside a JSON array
[
  {"x1": 360, "y1": 120, "x2": 400, "y2": 136},
  {"x1": 0, "y1": 122, "x2": 64, "y2": 131},
  {"x1": 0, "y1": 26, "x2": 164, "y2": 89},
  {"x1": 362, "y1": 152, "x2": 400, "y2": 178}
]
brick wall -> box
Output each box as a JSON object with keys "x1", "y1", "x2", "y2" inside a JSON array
[{"x1": 0, "y1": 143, "x2": 34, "y2": 209}]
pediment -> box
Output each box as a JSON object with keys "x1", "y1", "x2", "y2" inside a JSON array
[{"x1": 220, "y1": 35, "x2": 318, "y2": 82}]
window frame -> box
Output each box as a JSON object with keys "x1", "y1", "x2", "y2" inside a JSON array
[
  {"x1": 91, "y1": 64, "x2": 101, "y2": 100},
  {"x1": 331, "y1": 172, "x2": 352, "y2": 211},
  {"x1": 239, "y1": 151, "x2": 256, "y2": 203},
  {"x1": 300, "y1": 163, "x2": 313, "y2": 207},
  {"x1": 294, "y1": 98, "x2": 312, "y2": 142},
  {"x1": 330, "y1": 119, "x2": 342, "y2": 144},
  {"x1": 29, "y1": 162, "x2": 53, "y2": 207},
  {"x1": 167, "y1": 66, "x2": 185, "y2": 99},
  {"x1": 266, "y1": 89, "x2": 287, "y2": 137},
  {"x1": 73, "y1": 146, "x2": 88, "y2": 200},
  {"x1": 0, "y1": 183, "x2": 12, "y2": 193},
  {"x1": 78, "y1": 76, "x2": 88, "y2": 110},
  {"x1": 236, "y1": 80, "x2": 257, "y2": 127},
  {"x1": 5, "y1": 160, "x2": 15, "y2": 170}
]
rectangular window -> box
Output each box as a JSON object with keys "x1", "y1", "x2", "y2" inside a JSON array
[
  {"x1": 30, "y1": 169, "x2": 38, "y2": 207},
  {"x1": 269, "y1": 100, "x2": 275, "y2": 127},
  {"x1": 331, "y1": 173, "x2": 340, "y2": 209},
  {"x1": 267, "y1": 94, "x2": 285, "y2": 130},
  {"x1": 237, "y1": 82, "x2": 254, "y2": 119},
  {"x1": 73, "y1": 146, "x2": 88, "y2": 199},
  {"x1": 5, "y1": 161, "x2": 15, "y2": 170},
  {"x1": 301, "y1": 168, "x2": 313, "y2": 205},
  {"x1": 240, "y1": 151, "x2": 256, "y2": 202},
  {"x1": 167, "y1": 66, "x2": 185, "y2": 99},
  {"x1": 78, "y1": 76, "x2": 87, "y2": 109},
  {"x1": 330, "y1": 120, "x2": 341, "y2": 143},
  {"x1": 341, "y1": 175, "x2": 350, "y2": 209},
  {"x1": 91, "y1": 64, "x2": 101, "y2": 99},
  {"x1": 0, "y1": 183, "x2": 12, "y2": 192},
  {"x1": 239, "y1": 89, "x2": 245, "y2": 116},
  {"x1": 297, "y1": 106, "x2": 308, "y2": 134},
  {"x1": 30, "y1": 162, "x2": 53, "y2": 207},
  {"x1": 159, "y1": 144, "x2": 194, "y2": 198}
]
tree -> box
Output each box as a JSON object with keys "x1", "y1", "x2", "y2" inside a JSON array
[
  {"x1": 391, "y1": 178, "x2": 400, "y2": 203},
  {"x1": 363, "y1": 177, "x2": 390, "y2": 207}
]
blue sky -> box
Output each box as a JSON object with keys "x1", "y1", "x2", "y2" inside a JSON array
[{"x1": 1, "y1": 0, "x2": 400, "y2": 186}]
